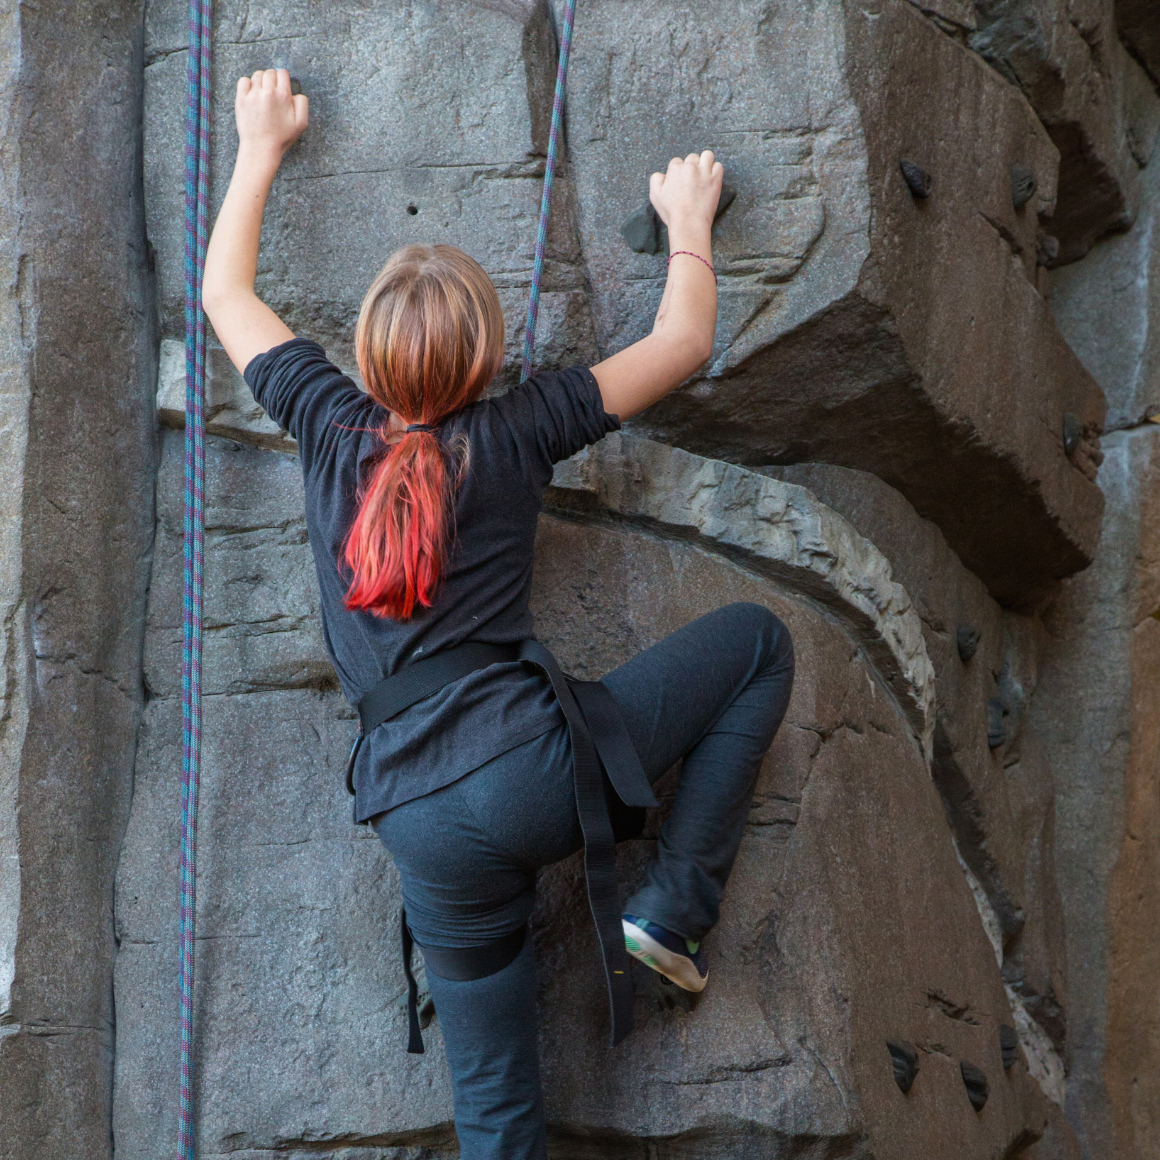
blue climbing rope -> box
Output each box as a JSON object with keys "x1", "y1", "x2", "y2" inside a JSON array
[
  {"x1": 179, "y1": 1, "x2": 212, "y2": 1157},
  {"x1": 520, "y1": 0, "x2": 578, "y2": 382}
]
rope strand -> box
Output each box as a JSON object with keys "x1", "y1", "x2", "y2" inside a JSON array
[
  {"x1": 520, "y1": 0, "x2": 577, "y2": 382},
  {"x1": 179, "y1": 3, "x2": 211, "y2": 1157}
]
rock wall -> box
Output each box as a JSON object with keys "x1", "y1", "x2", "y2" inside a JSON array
[
  {"x1": 0, "y1": 3, "x2": 156, "y2": 1159},
  {"x1": 3, "y1": 0, "x2": 1160, "y2": 1158},
  {"x1": 1032, "y1": 151, "x2": 1160, "y2": 1157}
]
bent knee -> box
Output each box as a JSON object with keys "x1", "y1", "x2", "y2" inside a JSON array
[{"x1": 721, "y1": 602, "x2": 795, "y2": 680}]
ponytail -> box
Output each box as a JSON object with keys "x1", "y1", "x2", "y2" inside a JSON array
[{"x1": 343, "y1": 245, "x2": 504, "y2": 620}]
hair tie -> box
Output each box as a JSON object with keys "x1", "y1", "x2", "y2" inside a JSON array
[{"x1": 405, "y1": 422, "x2": 440, "y2": 435}]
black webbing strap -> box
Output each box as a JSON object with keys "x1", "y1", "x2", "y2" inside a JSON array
[
  {"x1": 516, "y1": 639, "x2": 645, "y2": 1047},
  {"x1": 400, "y1": 909, "x2": 529, "y2": 1054},
  {"x1": 400, "y1": 909, "x2": 426, "y2": 1054},
  {"x1": 360, "y1": 639, "x2": 657, "y2": 1050},
  {"x1": 345, "y1": 641, "x2": 520, "y2": 794}
]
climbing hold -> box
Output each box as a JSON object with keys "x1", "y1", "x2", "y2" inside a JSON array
[
  {"x1": 900, "y1": 159, "x2": 932, "y2": 199},
  {"x1": 987, "y1": 697, "x2": 1007, "y2": 749},
  {"x1": 1063, "y1": 412, "x2": 1083, "y2": 456},
  {"x1": 886, "y1": 1039, "x2": 920, "y2": 1094},
  {"x1": 960, "y1": 1060, "x2": 989, "y2": 1111},
  {"x1": 620, "y1": 183, "x2": 737, "y2": 256},
  {"x1": 957, "y1": 626, "x2": 981, "y2": 663},
  {"x1": 999, "y1": 1024, "x2": 1019, "y2": 1070},
  {"x1": 1036, "y1": 232, "x2": 1060, "y2": 267},
  {"x1": 1009, "y1": 163, "x2": 1036, "y2": 210},
  {"x1": 621, "y1": 202, "x2": 665, "y2": 255}
]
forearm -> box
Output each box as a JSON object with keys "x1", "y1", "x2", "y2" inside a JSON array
[
  {"x1": 591, "y1": 151, "x2": 722, "y2": 419},
  {"x1": 652, "y1": 219, "x2": 716, "y2": 361},
  {"x1": 202, "y1": 144, "x2": 280, "y2": 310}
]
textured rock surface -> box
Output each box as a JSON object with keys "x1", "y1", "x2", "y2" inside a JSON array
[
  {"x1": 115, "y1": 432, "x2": 1057, "y2": 1157},
  {"x1": 1035, "y1": 154, "x2": 1160, "y2": 1157},
  {"x1": 143, "y1": 0, "x2": 597, "y2": 385},
  {"x1": 1051, "y1": 149, "x2": 1160, "y2": 429},
  {"x1": 763, "y1": 463, "x2": 1069, "y2": 1063},
  {"x1": 0, "y1": 4, "x2": 156, "y2": 1160},
  {"x1": 143, "y1": 0, "x2": 1105, "y2": 611},
  {"x1": 564, "y1": 0, "x2": 1105, "y2": 608},
  {"x1": 1118, "y1": 0, "x2": 1160, "y2": 97},
  {"x1": 156, "y1": 338, "x2": 298, "y2": 452},
  {"x1": 1028, "y1": 426, "x2": 1160, "y2": 1159},
  {"x1": 971, "y1": 0, "x2": 1160, "y2": 262}
]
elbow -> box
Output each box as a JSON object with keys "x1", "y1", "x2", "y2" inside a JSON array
[
  {"x1": 201, "y1": 279, "x2": 246, "y2": 324},
  {"x1": 200, "y1": 280, "x2": 224, "y2": 320},
  {"x1": 683, "y1": 333, "x2": 714, "y2": 374}
]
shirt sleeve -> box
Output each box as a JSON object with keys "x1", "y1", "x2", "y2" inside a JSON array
[
  {"x1": 244, "y1": 337, "x2": 375, "y2": 472},
  {"x1": 485, "y1": 366, "x2": 621, "y2": 494}
]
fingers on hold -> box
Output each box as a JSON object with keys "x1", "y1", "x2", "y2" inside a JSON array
[
  {"x1": 669, "y1": 156, "x2": 684, "y2": 171},
  {"x1": 275, "y1": 68, "x2": 292, "y2": 93},
  {"x1": 712, "y1": 161, "x2": 724, "y2": 179},
  {"x1": 261, "y1": 68, "x2": 277, "y2": 89},
  {"x1": 685, "y1": 152, "x2": 700, "y2": 165},
  {"x1": 251, "y1": 69, "x2": 265, "y2": 85},
  {"x1": 294, "y1": 93, "x2": 309, "y2": 123},
  {"x1": 236, "y1": 76, "x2": 251, "y2": 95},
  {"x1": 700, "y1": 149, "x2": 715, "y2": 169}
]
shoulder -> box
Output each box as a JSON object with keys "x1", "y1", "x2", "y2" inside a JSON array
[
  {"x1": 244, "y1": 336, "x2": 342, "y2": 401},
  {"x1": 244, "y1": 337, "x2": 378, "y2": 450},
  {"x1": 477, "y1": 366, "x2": 615, "y2": 436},
  {"x1": 456, "y1": 366, "x2": 620, "y2": 493}
]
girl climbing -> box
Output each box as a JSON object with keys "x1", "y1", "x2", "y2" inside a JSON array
[{"x1": 202, "y1": 68, "x2": 795, "y2": 1160}]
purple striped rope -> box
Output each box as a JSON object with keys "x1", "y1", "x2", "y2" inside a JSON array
[
  {"x1": 179, "y1": 2, "x2": 211, "y2": 1157},
  {"x1": 520, "y1": 0, "x2": 577, "y2": 382}
]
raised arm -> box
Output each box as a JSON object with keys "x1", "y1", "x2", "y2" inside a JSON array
[
  {"x1": 590, "y1": 151, "x2": 723, "y2": 420},
  {"x1": 202, "y1": 68, "x2": 308, "y2": 374}
]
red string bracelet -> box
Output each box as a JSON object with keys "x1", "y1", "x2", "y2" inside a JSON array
[{"x1": 667, "y1": 250, "x2": 717, "y2": 282}]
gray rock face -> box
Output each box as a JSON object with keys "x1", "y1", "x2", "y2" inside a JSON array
[
  {"x1": 1028, "y1": 425, "x2": 1160, "y2": 1159},
  {"x1": 1051, "y1": 149, "x2": 1160, "y2": 429},
  {"x1": 8, "y1": 0, "x2": 1160, "y2": 1156},
  {"x1": 1037, "y1": 152, "x2": 1160, "y2": 1155},
  {"x1": 971, "y1": 0, "x2": 1160, "y2": 263},
  {"x1": 143, "y1": 0, "x2": 598, "y2": 383},
  {"x1": 114, "y1": 431, "x2": 1056, "y2": 1157},
  {"x1": 763, "y1": 462, "x2": 1069, "y2": 1063},
  {"x1": 1117, "y1": 0, "x2": 1160, "y2": 105},
  {"x1": 565, "y1": 0, "x2": 1106, "y2": 609},
  {"x1": 0, "y1": 4, "x2": 156, "y2": 1160}
]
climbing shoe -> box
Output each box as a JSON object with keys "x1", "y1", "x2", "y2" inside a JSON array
[{"x1": 622, "y1": 914, "x2": 708, "y2": 992}]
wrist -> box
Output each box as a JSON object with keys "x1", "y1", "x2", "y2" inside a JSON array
[
  {"x1": 234, "y1": 140, "x2": 283, "y2": 179},
  {"x1": 665, "y1": 219, "x2": 712, "y2": 257}
]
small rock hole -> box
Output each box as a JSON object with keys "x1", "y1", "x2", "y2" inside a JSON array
[{"x1": 406, "y1": 204, "x2": 419, "y2": 215}]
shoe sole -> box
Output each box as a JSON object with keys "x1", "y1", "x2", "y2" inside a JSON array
[{"x1": 623, "y1": 920, "x2": 708, "y2": 993}]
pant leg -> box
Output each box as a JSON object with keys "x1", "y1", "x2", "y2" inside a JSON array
[
  {"x1": 372, "y1": 728, "x2": 577, "y2": 1160},
  {"x1": 600, "y1": 602, "x2": 795, "y2": 941},
  {"x1": 422, "y1": 938, "x2": 546, "y2": 1160}
]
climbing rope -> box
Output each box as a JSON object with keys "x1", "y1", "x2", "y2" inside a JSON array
[
  {"x1": 178, "y1": 1, "x2": 212, "y2": 1157},
  {"x1": 520, "y1": 0, "x2": 577, "y2": 382}
]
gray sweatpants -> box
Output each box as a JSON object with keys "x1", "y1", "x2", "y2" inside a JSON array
[{"x1": 373, "y1": 602, "x2": 795, "y2": 1159}]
